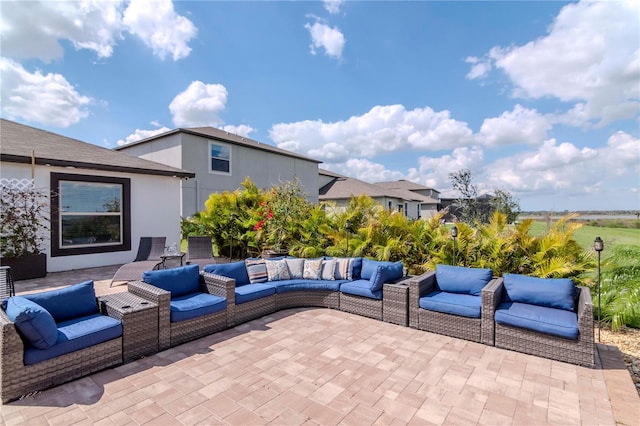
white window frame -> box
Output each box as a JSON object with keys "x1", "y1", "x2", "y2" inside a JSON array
[{"x1": 208, "y1": 140, "x2": 232, "y2": 175}]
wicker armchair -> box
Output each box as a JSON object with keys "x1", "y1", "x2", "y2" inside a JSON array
[
  {"x1": 492, "y1": 279, "x2": 595, "y2": 367},
  {"x1": 408, "y1": 270, "x2": 502, "y2": 345},
  {"x1": 128, "y1": 270, "x2": 235, "y2": 350},
  {"x1": 0, "y1": 295, "x2": 122, "y2": 403},
  {"x1": 186, "y1": 236, "x2": 216, "y2": 270}
]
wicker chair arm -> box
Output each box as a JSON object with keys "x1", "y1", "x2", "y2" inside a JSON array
[
  {"x1": 408, "y1": 271, "x2": 436, "y2": 306},
  {"x1": 127, "y1": 280, "x2": 171, "y2": 305},
  {"x1": 0, "y1": 308, "x2": 25, "y2": 374},
  {"x1": 577, "y1": 286, "x2": 594, "y2": 332},
  {"x1": 201, "y1": 272, "x2": 236, "y2": 306},
  {"x1": 482, "y1": 277, "x2": 504, "y2": 317}
]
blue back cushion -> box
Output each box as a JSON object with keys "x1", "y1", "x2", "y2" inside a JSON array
[
  {"x1": 2, "y1": 296, "x2": 59, "y2": 349},
  {"x1": 360, "y1": 259, "x2": 396, "y2": 280},
  {"x1": 24, "y1": 281, "x2": 98, "y2": 323},
  {"x1": 143, "y1": 264, "x2": 201, "y2": 298},
  {"x1": 369, "y1": 262, "x2": 404, "y2": 292},
  {"x1": 204, "y1": 261, "x2": 250, "y2": 286},
  {"x1": 435, "y1": 265, "x2": 493, "y2": 296},
  {"x1": 503, "y1": 274, "x2": 576, "y2": 311},
  {"x1": 351, "y1": 257, "x2": 363, "y2": 280}
]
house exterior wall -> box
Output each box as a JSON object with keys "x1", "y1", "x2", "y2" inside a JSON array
[
  {"x1": 123, "y1": 133, "x2": 320, "y2": 218},
  {"x1": 1, "y1": 162, "x2": 182, "y2": 272},
  {"x1": 420, "y1": 203, "x2": 439, "y2": 218}
]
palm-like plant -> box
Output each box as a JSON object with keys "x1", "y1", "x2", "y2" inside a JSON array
[{"x1": 599, "y1": 245, "x2": 640, "y2": 330}]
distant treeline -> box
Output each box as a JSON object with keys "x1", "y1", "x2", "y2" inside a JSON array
[{"x1": 521, "y1": 210, "x2": 639, "y2": 216}]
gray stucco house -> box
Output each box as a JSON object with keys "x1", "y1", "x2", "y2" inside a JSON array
[
  {"x1": 319, "y1": 170, "x2": 441, "y2": 220},
  {"x1": 116, "y1": 127, "x2": 321, "y2": 218}
]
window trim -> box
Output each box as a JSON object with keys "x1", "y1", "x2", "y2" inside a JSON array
[
  {"x1": 50, "y1": 173, "x2": 131, "y2": 257},
  {"x1": 208, "y1": 140, "x2": 232, "y2": 175}
]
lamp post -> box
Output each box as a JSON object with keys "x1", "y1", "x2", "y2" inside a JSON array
[
  {"x1": 345, "y1": 220, "x2": 351, "y2": 257},
  {"x1": 594, "y1": 236, "x2": 604, "y2": 342},
  {"x1": 229, "y1": 213, "x2": 236, "y2": 262},
  {"x1": 451, "y1": 225, "x2": 458, "y2": 265}
]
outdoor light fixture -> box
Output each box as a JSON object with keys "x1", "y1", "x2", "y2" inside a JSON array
[
  {"x1": 345, "y1": 220, "x2": 351, "y2": 257},
  {"x1": 229, "y1": 213, "x2": 236, "y2": 262},
  {"x1": 594, "y1": 236, "x2": 604, "y2": 342},
  {"x1": 451, "y1": 225, "x2": 458, "y2": 265}
]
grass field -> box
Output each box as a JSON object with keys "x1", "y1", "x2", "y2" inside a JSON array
[{"x1": 528, "y1": 221, "x2": 640, "y2": 258}]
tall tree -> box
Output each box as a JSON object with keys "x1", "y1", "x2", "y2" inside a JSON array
[
  {"x1": 448, "y1": 169, "x2": 486, "y2": 224},
  {"x1": 491, "y1": 189, "x2": 521, "y2": 224}
]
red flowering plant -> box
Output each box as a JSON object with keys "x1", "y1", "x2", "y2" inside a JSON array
[{"x1": 252, "y1": 178, "x2": 310, "y2": 255}]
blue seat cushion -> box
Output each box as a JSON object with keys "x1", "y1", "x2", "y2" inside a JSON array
[
  {"x1": 2, "y1": 296, "x2": 58, "y2": 349},
  {"x1": 235, "y1": 283, "x2": 276, "y2": 304},
  {"x1": 435, "y1": 265, "x2": 493, "y2": 296},
  {"x1": 143, "y1": 264, "x2": 201, "y2": 298},
  {"x1": 503, "y1": 274, "x2": 576, "y2": 312},
  {"x1": 204, "y1": 261, "x2": 250, "y2": 286},
  {"x1": 268, "y1": 279, "x2": 346, "y2": 294},
  {"x1": 169, "y1": 292, "x2": 227, "y2": 323},
  {"x1": 419, "y1": 291, "x2": 481, "y2": 318},
  {"x1": 340, "y1": 280, "x2": 383, "y2": 300},
  {"x1": 369, "y1": 262, "x2": 404, "y2": 292},
  {"x1": 24, "y1": 281, "x2": 98, "y2": 323},
  {"x1": 495, "y1": 301, "x2": 579, "y2": 340},
  {"x1": 24, "y1": 314, "x2": 122, "y2": 365}
]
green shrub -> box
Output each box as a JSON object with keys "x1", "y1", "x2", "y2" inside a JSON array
[{"x1": 597, "y1": 245, "x2": 640, "y2": 330}]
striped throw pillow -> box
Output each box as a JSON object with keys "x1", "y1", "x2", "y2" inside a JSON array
[
  {"x1": 334, "y1": 257, "x2": 353, "y2": 280},
  {"x1": 245, "y1": 258, "x2": 268, "y2": 283}
]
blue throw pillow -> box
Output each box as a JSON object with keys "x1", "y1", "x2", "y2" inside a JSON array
[
  {"x1": 24, "y1": 280, "x2": 98, "y2": 323},
  {"x1": 143, "y1": 264, "x2": 201, "y2": 298},
  {"x1": 503, "y1": 274, "x2": 576, "y2": 311},
  {"x1": 204, "y1": 261, "x2": 250, "y2": 286},
  {"x1": 369, "y1": 261, "x2": 404, "y2": 292},
  {"x1": 2, "y1": 296, "x2": 58, "y2": 349},
  {"x1": 351, "y1": 257, "x2": 363, "y2": 280},
  {"x1": 435, "y1": 265, "x2": 493, "y2": 296},
  {"x1": 360, "y1": 259, "x2": 396, "y2": 280}
]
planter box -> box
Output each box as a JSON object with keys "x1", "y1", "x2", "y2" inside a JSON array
[{"x1": 0, "y1": 253, "x2": 47, "y2": 280}]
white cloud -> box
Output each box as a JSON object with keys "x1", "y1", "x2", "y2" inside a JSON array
[
  {"x1": 0, "y1": 58, "x2": 91, "y2": 127},
  {"x1": 331, "y1": 159, "x2": 405, "y2": 183},
  {"x1": 123, "y1": 0, "x2": 197, "y2": 61},
  {"x1": 169, "y1": 81, "x2": 228, "y2": 127},
  {"x1": 468, "y1": 0, "x2": 640, "y2": 126},
  {"x1": 270, "y1": 104, "x2": 473, "y2": 162},
  {"x1": 465, "y1": 56, "x2": 491, "y2": 80},
  {"x1": 485, "y1": 132, "x2": 638, "y2": 195},
  {"x1": 407, "y1": 147, "x2": 486, "y2": 195},
  {"x1": 117, "y1": 126, "x2": 172, "y2": 146},
  {"x1": 304, "y1": 19, "x2": 345, "y2": 60},
  {"x1": 478, "y1": 105, "x2": 551, "y2": 146},
  {"x1": 221, "y1": 125, "x2": 256, "y2": 138},
  {"x1": 0, "y1": 0, "x2": 124, "y2": 62},
  {"x1": 0, "y1": 0, "x2": 196, "y2": 63},
  {"x1": 323, "y1": 0, "x2": 344, "y2": 15}
]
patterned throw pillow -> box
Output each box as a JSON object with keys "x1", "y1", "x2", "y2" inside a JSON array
[
  {"x1": 285, "y1": 258, "x2": 305, "y2": 279},
  {"x1": 266, "y1": 259, "x2": 291, "y2": 281},
  {"x1": 245, "y1": 258, "x2": 268, "y2": 283},
  {"x1": 333, "y1": 258, "x2": 353, "y2": 280},
  {"x1": 321, "y1": 259, "x2": 335, "y2": 280},
  {"x1": 303, "y1": 259, "x2": 323, "y2": 280}
]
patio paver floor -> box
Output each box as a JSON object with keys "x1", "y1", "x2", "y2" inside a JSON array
[{"x1": 1, "y1": 266, "x2": 638, "y2": 425}]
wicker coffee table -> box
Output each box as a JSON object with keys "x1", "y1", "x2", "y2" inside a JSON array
[
  {"x1": 383, "y1": 280, "x2": 410, "y2": 327},
  {"x1": 100, "y1": 292, "x2": 159, "y2": 363}
]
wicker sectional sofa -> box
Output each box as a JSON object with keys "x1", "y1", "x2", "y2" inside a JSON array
[{"x1": 203, "y1": 256, "x2": 406, "y2": 324}]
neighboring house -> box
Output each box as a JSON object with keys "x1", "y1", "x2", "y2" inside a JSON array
[
  {"x1": 319, "y1": 169, "x2": 430, "y2": 219},
  {"x1": 0, "y1": 119, "x2": 194, "y2": 272},
  {"x1": 116, "y1": 127, "x2": 322, "y2": 218},
  {"x1": 375, "y1": 180, "x2": 441, "y2": 219}
]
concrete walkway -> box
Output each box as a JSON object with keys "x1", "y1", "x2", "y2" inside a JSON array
[{"x1": 1, "y1": 266, "x2": 638, "y2": 425}]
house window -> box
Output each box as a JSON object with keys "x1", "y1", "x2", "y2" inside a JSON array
[
  {"x1": 209, "y1": 141, "x2": 231, "y2": 174},
  {"x1": 51, "y1": 173, "x2": 131, "y2": 257}
]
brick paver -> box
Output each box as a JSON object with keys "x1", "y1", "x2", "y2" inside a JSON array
[{"x1": 1, "y1": 266, "x2": 638, "y2": 425}]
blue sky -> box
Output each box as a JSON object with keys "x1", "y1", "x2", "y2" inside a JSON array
[{"x1": 1, "y1": 0, "x2": 638, "y2": 212}]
